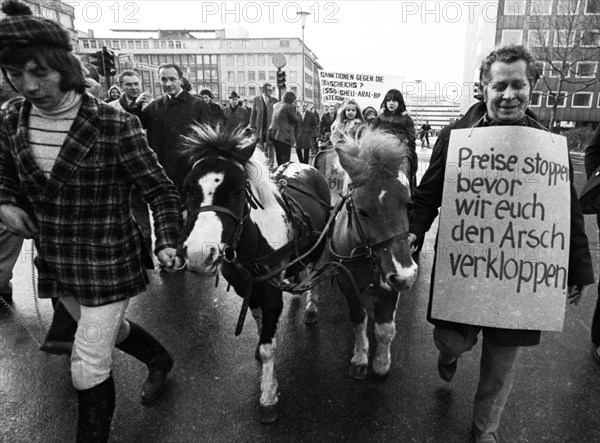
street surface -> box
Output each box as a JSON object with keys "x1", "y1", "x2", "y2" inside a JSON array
[{"x1": 1, "y1": 144, "x2": 599, "y2": 442}]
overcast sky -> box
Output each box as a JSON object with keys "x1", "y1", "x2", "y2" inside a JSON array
[{"x1": 70, "y1": 1, "x2": 480, "y2": 88}]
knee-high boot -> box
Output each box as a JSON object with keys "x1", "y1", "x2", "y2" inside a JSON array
[
  {"x1": 115, "y1": 321, "x2": 173, "y2": 403},
  {"x1": 76, "y1": 375, "x2": 115, "y2": 443},
  {"x1": 39, "y1": 299, "x2": 77, "y2": 355}
]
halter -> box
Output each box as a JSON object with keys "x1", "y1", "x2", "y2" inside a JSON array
[
  {"x1": 328, "y1": 178, "x2": 410, "y2": 273},
  {"x1": 180, "y1": 155, "x2": 260, "y2": 264}
]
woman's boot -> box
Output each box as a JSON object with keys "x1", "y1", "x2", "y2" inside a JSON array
[
  {"x1": 39, "y1": 299, "x2": 77, "y2": 355},
  {"x1": 116, "y1": 321, "x2": 173, "y2": 403},
  {"x1": 76, "y1": 375, "x2": 115, "y2": 443}
]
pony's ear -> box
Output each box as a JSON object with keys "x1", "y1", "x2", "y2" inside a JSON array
[
  {"x1": 336, "y1": 147, "x2": 366, "y2": 181},
  {"x1": 239, "y1": 139, "x2": 258, "y2": 163}
]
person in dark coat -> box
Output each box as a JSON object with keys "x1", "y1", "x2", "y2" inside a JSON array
[
  {"x1": 199, "y1": 88, "x2": 225, "y2": 129},
  {"x1": 223, "y1": 90, "x2": 249, "y2": 134},
  {"x1": 135, "y1": 63, "x2": 211, "y2": 197},
  {"x1": 408, "y1": 45, "x2": 594, "y2": 443},
  {"x1": 319, "y1": 104, "x2": 336, "y2": 141},
  {"x1": 583, "y1": 124, "x2": 600, "y2": 364},
  {"x1": 268, "y1": 90, "x2": 300, "y2": 166},
  {"x1": 249, "y1": 83, "x2": 278, "y2": 169},
  {"x1": 295, "y1": 102, "x2": 319, "y2": 164},
  {"x1": 0, "y1": 2, "x2": 184, "y2": 441}
]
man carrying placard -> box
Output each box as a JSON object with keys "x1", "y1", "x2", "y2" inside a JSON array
[{"x1": 408, "y1": 45, "x2": 594, "y2": 443}]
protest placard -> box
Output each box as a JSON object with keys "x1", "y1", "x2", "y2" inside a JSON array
[
  {"x1": 431, "y1": 126, "x2": 570, "y2": 331},
  {"x1": 318, "y1": 70, "x2": 404, "y2": 110}
]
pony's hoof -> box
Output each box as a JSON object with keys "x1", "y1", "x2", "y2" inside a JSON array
[
  {"x1": 259, "y1": 404, "x2": 278, "y2": 423},
  {"x1": 348, "y1": 363, "x2": 368, "y2": 380},
  {"x1": 304, "y1": 309, "x2": 318, "y2": 324},
  {"x1": 255, "y1": 345, "x2": 261, "y2": 361}
]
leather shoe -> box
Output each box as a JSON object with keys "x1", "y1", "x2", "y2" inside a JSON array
[
  {"x1": 437, "y1": 353, "x2": 458, "y2": 382},
  {"x1": 471, "y1": 424, "x2": 499, "y2": 443}
]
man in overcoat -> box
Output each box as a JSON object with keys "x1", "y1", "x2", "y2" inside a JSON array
[
  {"x1": 223, "y1": 90, "x2": 249, "y2": 135},
  {"x1": 249, "y1": 83, "x2": 278, "y2": 169},
  {"x1": 0, "y1": 2, "x2": 183, "y2": 440},
  {"x1": 408, "y1": 45, "x2": 594, "y2": 443}
]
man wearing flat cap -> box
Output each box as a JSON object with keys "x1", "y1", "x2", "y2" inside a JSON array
[
  {"x1": 200, "y1": 87, "x2": 225, "y2": 128},
  {"x1": 223, "y1": 90, "x2": 250, "y2": 135},
  {"x1": 0, "y1": 1, "x2": 183, "y2": 441}
]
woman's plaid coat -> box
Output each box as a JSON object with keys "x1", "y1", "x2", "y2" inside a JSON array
[{"x1": 0, "y1": 93, "x2": 183, "y2": 306}]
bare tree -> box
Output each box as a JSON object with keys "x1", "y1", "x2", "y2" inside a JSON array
[{"x1": 528, "y1": 0, "x2": 600, "y2": 129}]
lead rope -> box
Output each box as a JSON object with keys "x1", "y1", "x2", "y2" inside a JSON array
[{"x1": 0, "y1": 239, "x2": 45, "y2": 345}]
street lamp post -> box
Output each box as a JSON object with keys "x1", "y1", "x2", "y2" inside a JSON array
[
  {"x1": 297, "y1": 10, "x2": 310, "y2": 102},
  {"x1": 414, "y1": 79, "x2": 422, "y2": 126}
]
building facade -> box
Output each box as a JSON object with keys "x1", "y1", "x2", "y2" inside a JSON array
[
  {"x1": 77, "y1": 27, "x2": 322, "y2": 107},
  {"x1": 463, "y1": 0, "x2": 600, "y2": 129}
]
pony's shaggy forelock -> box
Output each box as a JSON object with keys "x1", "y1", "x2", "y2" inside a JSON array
[
  {"x1": 181, "y1": 124, "x2": 281, "y2": 208},
  {"x1": 338, "y1": 128, "x2": 411, "y2": 180}
]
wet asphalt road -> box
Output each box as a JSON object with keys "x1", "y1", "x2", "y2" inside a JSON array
[{"x1": 1, "y1": 147, "x2": 599, "y2": 442}]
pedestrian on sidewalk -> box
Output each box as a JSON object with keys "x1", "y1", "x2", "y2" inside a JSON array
[
  {"x1": 268, "y1": 90, "x2": 299, "y2": 166},
  {"x1": 249, "y1": 83, "x2": 278, "y2": 170},
  {"x1": 420, "y1": 120, "x2": 432, "y2": 147},
  {"x1": 408, "y1": 44, "x2": 594, "y2": 443},
  {"x1": 583, "y1": 123, "x2": 600, "y2": 364},
  {"x1": 0, "y1": 2, "x2": 184, "y2": 442}
]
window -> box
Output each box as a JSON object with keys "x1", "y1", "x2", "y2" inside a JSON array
[
  {"x1": 168, "y1": 41, "x2": 174, "y2": 49},
  {"x1": 112, "y1": 40, "x2": 120, "y2": 49},
  {"x1": 290, "y1": 86, "x2": 298, "y2": 95},
  {"x1": 268, "y1": 71, "x2": 276, "y2": 81},
  {"x1": 557, "y1": 0, "x2": 579, "y2": 14},
  {"x1": 237, "y1": 55, "x2": 244, "y2": 65},
  {"x1": 527, "y1": 30, "x2": 549, "y2": 47},
  {"x1": 572, "y1": 92, "x2": 593, "y2": 107},
  {"x1": 290, "y1": 54, "x2": 298, "y2": 66},
  {"x1": 290, "y1": 71, "x2": 297, "y2": 82},
  {"x1": 576, "y1": 61, "x2": 597, "y2": 77},
  {"x1": 58, "y1": 12, "x2": 72, "y2": 28},
  {"x1": 41, "y1": 7, "x2": 56, "y2": 20},
  {"x1": 554, "y1": 30, "x2": 577, "y2": 46},
  {"x1": 258, "y1": 55, "x2": 265, "y2": 66},
  {"x1": 280, "y1": 40, "x2": 290, "y2": 47},
  {"x1": 504, "y1": 0, "x2": 526, "y2": 14},
  {"x1": 248, "y1": 71, "x2": 256, "y2": 81},
  {"x1": 305, "y1": 73, "x2": 313, "y2": 85},
  {"x1": 83, "y1": 40, "x2": 89, "y2": 48},
  {"x1": 248, "y1": 86, "x2": 256, "y2": 96},
  {"x1": 153, "y1": 40, "x2": 160, "y2": 49},
  {"x1": 135, "y1": 41, "x2": 141, "y2": 49},
  {"x1": 530, "y1": 91, "x2": 542, "y2": 106},
  {"x1": 581, "y1": 30, "x2": 600, "y2": 46},
  {"x1": 228, "y1": 71, "x2": 235, "y2": 82},
  {"x1": 143, "y1": 41, "x2": 149, "y2": 49},
  {"x1": 238, "y1": 72, "x2": 245, "y2": 82},
  {"x1": 586, "y1": 0, "x2": 600, "y2": 13},
  {"x1": 247, "y1": 55, "x2": 255, "y2": 66},
  {"x1": 227, "y1": 55, "x2": 234, "y2": 66},
  {"x1": 547, "y1": 92, "x2": 567, "y2": 107},
  {"x1": 501, "y1": 30, "x2": 523, "y2": 45},
  {"x1": 548, "y1": 61, "x2": 566, "y2": 78},
  {"x1": 161, "y1": 40, "x2": 167, "y2": 49},
  {"x1": 90, "y1": 40, "x2": 97, "y2": 48},
  {"x1": 176, "y1": 41, "x2": 181, "y2": 49},
  {"x1": 530, "y1": 0, "x2": 553, "y2": 14},
  {"x1": 258, "y1": 71, "x2": 266, "y2": 81}
]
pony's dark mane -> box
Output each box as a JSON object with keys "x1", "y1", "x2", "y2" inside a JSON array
[
  {"x1": 180, "y1": 124, "x2": 251, "y2": 164},
  {"x1": 340, "y1": 129, "x2": 412, "y2": 180}
]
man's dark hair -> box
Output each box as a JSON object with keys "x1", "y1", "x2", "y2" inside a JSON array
[
  {"x1": 479, "y1": 45, "x2": 540, "y2": 88},
  {"x1": 261, "y1": 83, "x2": 273, "y2": 93},
  {"x1": 0, "y1": 44, "x2": 86, "y2": 93},
  {"x1": 158, "y1": 63, "x2": 183, "y2": 78},
  {"x1": 118, "y1": 69, "x2": 141, "y2": 85},
  {"x1": 283, "y1": 90, "x2": 296, "y2": 104}
]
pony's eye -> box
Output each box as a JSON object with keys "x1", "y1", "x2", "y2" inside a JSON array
[{"x1": 357, "y1": 209, "x2": 370, "y2": 218}]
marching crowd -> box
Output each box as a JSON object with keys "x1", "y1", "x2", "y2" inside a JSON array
[{"x1": 0, "y1": 1, "x2": 599, "y2": 442}]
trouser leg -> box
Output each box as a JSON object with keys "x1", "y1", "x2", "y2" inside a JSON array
[
  {"x1": 0, "y1": 225, "x2": 24, "y2": 300},
  {"x1": 272, "y1": 140, "x2": 291, "y2": 166},
  {"x1": 472, "y1": 337, "x2": 521, "y2": 435},
  {"x1": 39, "y1": 299, "x2": 78, "y2": 355}
]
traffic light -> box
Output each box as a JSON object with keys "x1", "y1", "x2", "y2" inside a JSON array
[
  {"x1": 276, "y1": 70, "x2": 286, "y2": 89},
  {"x1": 102, "y1": 49, "x2": 116, "y2": 78},
  {"x1": 89, "y1": 50, "x2": 104, "y2": 77}
]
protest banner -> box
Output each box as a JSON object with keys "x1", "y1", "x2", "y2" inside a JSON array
[
  {"x1": 318, "y1": 70, "x2": 404, "y2": 110},
  {"x1": 431, "y1": 126, "x2": 571, "y2": 331}
]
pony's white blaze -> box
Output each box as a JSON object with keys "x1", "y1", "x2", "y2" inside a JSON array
[
  {"x1": 391, "y1": 255, "x2": 418, "y2": 289},
  {"x1": 184, "y1": 172, "x2": 225, "y2": 271},
  {"x1": 378, "y1": 190, "x2": 387, "y2": 204}
]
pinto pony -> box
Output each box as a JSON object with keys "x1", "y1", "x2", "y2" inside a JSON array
[
  {"x1": 178, "y1": 125, "x2": 330, "y2": 422},
  {"x1": 320, "y1": 130, "x2": 418, "y2": 379}
]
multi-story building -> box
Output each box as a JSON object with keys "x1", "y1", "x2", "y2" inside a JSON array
[
  {"x1": 0, "y1": 0, "x2": 77, "y2": 102},
  {"x1": 463, "y1": 0, "x2": 600, "y2": 129},
  {"x1": 77, "y1": 27, "x2": 322, "y2": 107},
  {"x1": 406, "y1": 98, "x2": 462, "y2": 132}
]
